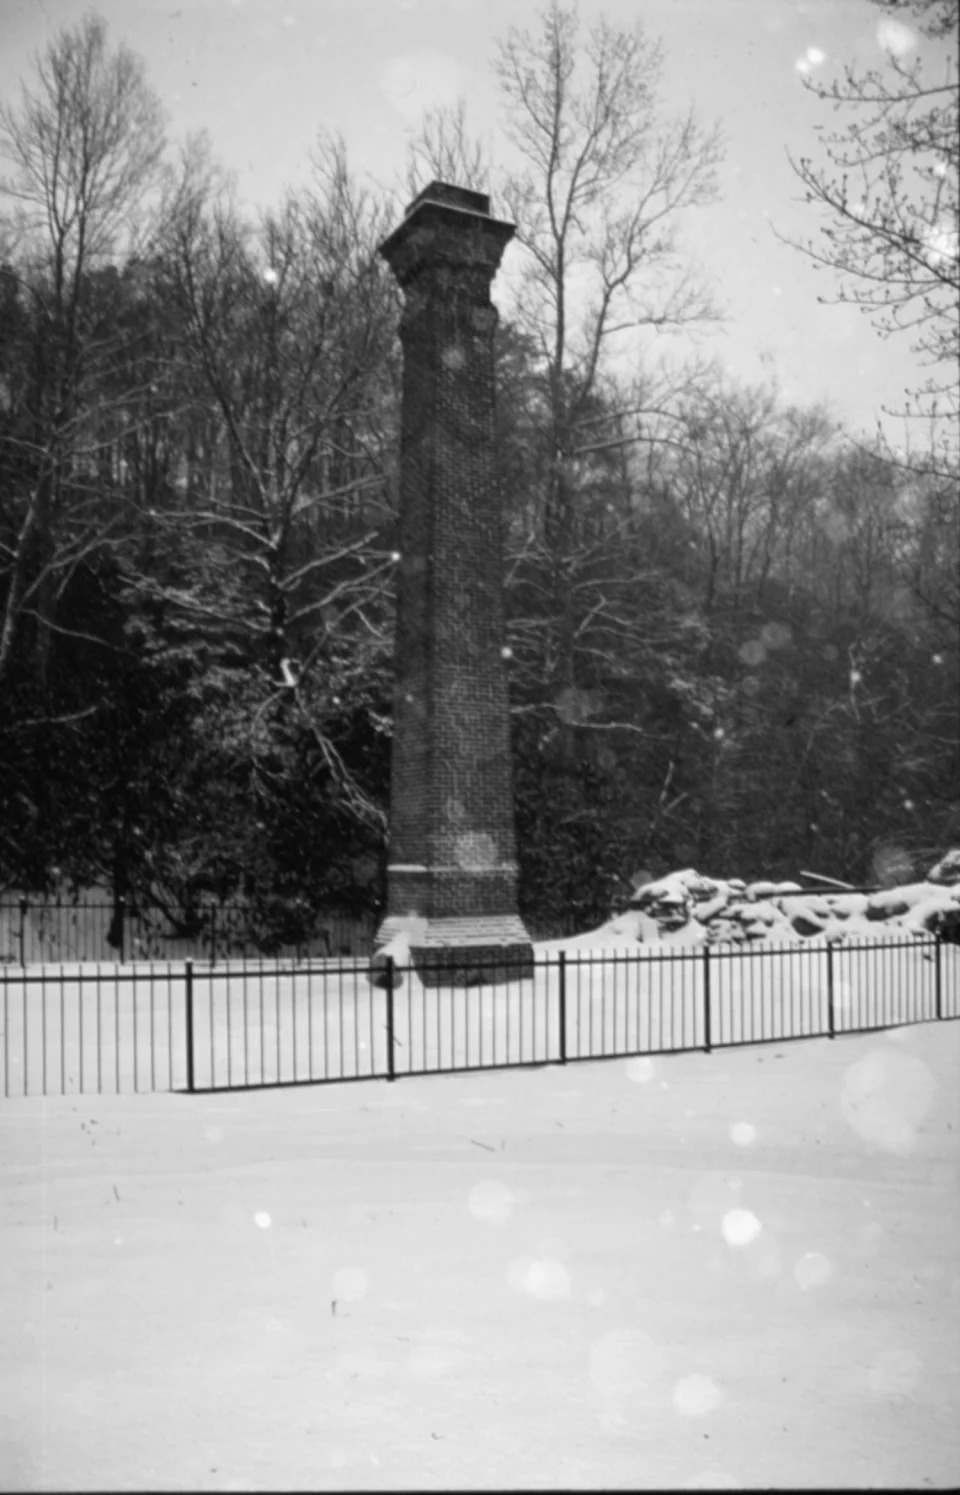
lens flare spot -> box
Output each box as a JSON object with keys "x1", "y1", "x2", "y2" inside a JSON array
[
  {"x1": 760, "y1": 620, "x2": 793, "y2": 650},
  {"x1": 254, "y1": 1211, "x2": 271, "y2": 1229},
  {"x1": 795, "y1": 47, "x2": 826, "y2": 75},
  {"x1": 793, "y1": 1250, "x2": 834, "y2": 1291},
  {"x1": 673, "y1": 1373, "x2": 723, "y2": 1416},
  {"x1": 721, "y1": 1208, "x2": 762, "y2": 1247},
  {"x1": 454, "y1": 831, "x2": 498, "y2": 870},
  {"x1": 468, "y1": 1180, "x2": 514, "y2": 1227},
  {"x1": 730, "y1": 1121, "x2": 756, "y2": 1147},
  {"x1": 507, "y1": 1257, "x2": 571, "y2": 1299},
  {"x1": 738, "y1": 639, "x2": 766, "y2": 667},
  {"x1": 924, "y1": 224, "x2": 959, "y2": 267},
  {"x1": 625, "y1": 1056, "x2": 656, "y2": 1083},
  {"x1": 840, "y1": 1049, "x2": 936, "y2": 1155},
  {"x1": 554, "y1": 686, "x2": 603, "y2": 724},
  {"x1": 822, "y1": 511, "x2": 850, "y2": 544},
  {"x1": 871, "y1": 843, "x2": 914, "y2": 884},
  {"x1": 877, "y1": 18, "x2": 916, "y2": 55}
]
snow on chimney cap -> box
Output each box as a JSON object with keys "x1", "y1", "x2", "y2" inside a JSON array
[{"x1": 406, "y1": 181, "x2": 491, "y2": 218}]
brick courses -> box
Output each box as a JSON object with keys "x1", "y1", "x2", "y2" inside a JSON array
[{"x1": 376, "y1": 182, "x2": 533, "y2": 982}]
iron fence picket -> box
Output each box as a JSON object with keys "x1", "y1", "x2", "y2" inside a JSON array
[
  {"x1": 185, "y1": 962, "x2": 195, "y2": 1093},
  {"x1": 1, "y1": 934, "x2": 957, "y2": 1099}
]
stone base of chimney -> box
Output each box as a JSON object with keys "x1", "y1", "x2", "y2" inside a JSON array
[{"x1": 373, "y1": 914, "x2": 534, "y2": 987}]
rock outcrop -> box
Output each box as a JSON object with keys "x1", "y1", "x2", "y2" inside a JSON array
[{"x1": 597, "y1": 852, "x2": 960, "y2": 946}]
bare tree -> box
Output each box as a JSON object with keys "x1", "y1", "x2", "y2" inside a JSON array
[
  {"x1": 403, "y1": 99, "x2": 491, "y2": 202},
  {"x1": 495, "y1": 0, "x2": 721, "y2": 732},
  {"x1": 0, "y1": 12, "x2": 166, "y2": 685},
  {"x1": 785, "y1": 0, "x2": 958, "y2": 449},
  {"x1": 151, "y1": 134, "x2": 398, "y2": 830},
  {"x1": 662, "y1": 380, "x2": 839, "y2": 612},
  {"x1": 402, "y1": 0, "x2": 722, "y2": 759}
]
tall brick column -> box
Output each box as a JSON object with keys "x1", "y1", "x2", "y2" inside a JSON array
[{"x1": 375, "y1": 182, "x2": 532, "y2": 980}]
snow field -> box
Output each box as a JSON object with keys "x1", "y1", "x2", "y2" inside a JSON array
[
  {"x1": 2, "y1": 936, "x2": 957, "y2": 1097},
  {"x1": 2, "y1": 1022, "x2": 959, "y2": 1489}
]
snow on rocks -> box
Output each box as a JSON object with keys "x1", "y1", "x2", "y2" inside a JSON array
[
  {"x1": 596, "y1": 855, "x2": 960, "y2": 946},
  {"x1": 927, "y1": 849, "x2": 960, "y2": 886},
  {"x1": 370, "y1": 928, "x2": 415, "y2": 988}
]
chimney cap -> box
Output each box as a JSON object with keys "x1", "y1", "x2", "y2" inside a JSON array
[{"x1": 407, "y1": 181, "x2": 491, "y2": 218}]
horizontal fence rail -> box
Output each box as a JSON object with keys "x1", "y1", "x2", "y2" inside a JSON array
[{"x1": 1, "y1": 935, "x2": 957, "y2": 1099}]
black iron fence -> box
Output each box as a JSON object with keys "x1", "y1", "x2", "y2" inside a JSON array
[{"x1": 2, "y1": 933, "x2": 956, "y2": 1098}]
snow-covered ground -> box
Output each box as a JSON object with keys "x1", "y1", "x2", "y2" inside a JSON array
[
  {"x1": 3, "y1": 888, "x2": 960, "y2": 1490},
  {"x1": 2, "y1": 1011, "x2": 959, "y2": 1487}
]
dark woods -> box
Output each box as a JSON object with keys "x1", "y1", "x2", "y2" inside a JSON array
[{"x1": 1, "y1": 10, "x2": 957, "y2": 944}]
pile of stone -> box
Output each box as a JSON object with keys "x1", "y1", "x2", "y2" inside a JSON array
[{"x1": 596, "y1": 851, "x2": 960, "y2": 947}]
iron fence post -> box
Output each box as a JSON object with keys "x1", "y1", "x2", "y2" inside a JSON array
[
  {"x1": 19, "y1": 896, "x2": 27, "y2": 968},
  {"x1": 935, "y1": 936, "x2": 942, "y2": 1021},
  {"x1": 702, "y1": 944, "x2": 711, "y2": 1053},
  {"x1": 118, "y1": 894, "x2": 125, "y2": 964},
  {"x1": 827, "y1": 941, "x2": 835, "y2": 1039},
  {"x1": 558, "y1": 951, "x2": 567, "y2": 1064},
  {"x1": 210, "y1": 906, "x2": 217, "y2": 968},
  {"x1": 386, "y1": 957, "x2": 396, "y2": 1080},
  {"x1": 185, "y1": 959, "x2": 195, "y2": 1093}
]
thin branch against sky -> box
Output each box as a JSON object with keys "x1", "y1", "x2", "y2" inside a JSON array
[{"x1": 0, "y1": 0, "x2": 954, "y2": 441}]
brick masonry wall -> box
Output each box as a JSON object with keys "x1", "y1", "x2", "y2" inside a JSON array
[{"x1": 378, "y1": 186, "x2": 529, "y2": 941}]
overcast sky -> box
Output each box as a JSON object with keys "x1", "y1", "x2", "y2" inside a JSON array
[{"x1": 0, "y1": 0, "x2": 954, "y2": 442}]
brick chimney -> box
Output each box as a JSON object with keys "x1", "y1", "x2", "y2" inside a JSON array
[{"x1": 376, "y1": 182, "x2": 533, "y2": 981}]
